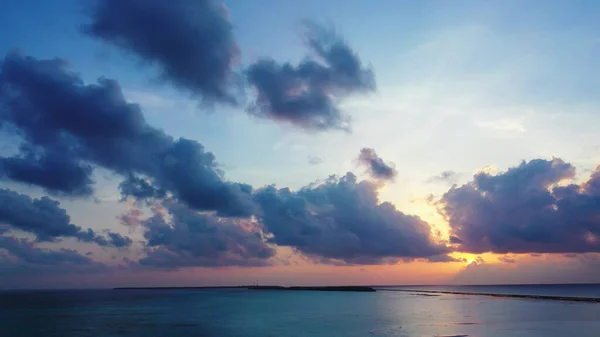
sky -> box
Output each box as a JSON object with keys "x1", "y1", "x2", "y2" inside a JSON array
[{"x1": 1, "y1": 0, "x2": 600, "y2": 289}]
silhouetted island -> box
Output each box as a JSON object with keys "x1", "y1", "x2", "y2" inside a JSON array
[
  {"x1": 113, "y1": 285, "x2": 376, "y2": 292},
  {"x1": 247, "y1": 286, "x2": 376, "y2": 292}
]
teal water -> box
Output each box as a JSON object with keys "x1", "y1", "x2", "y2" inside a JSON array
[{"x1": 1, "y1": 286, "x2": 600, "y2": 336}]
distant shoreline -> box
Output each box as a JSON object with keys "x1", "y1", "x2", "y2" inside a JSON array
[
  {"x1": 247, "y1": 286, "x2": 376, "y2": 292},
  {"x1": 113, "y1": 285, "x2": 376, "y2": 292},
  {"x1": 3, "y1": 282, "x2": 597, "y2": 292},
  {"x1": 111, "y1": 285, "x2": 600, "y2": 302}
]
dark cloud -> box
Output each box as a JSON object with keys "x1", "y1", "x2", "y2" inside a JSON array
[
  {"x1": 428, "y1": 171, "x2": 460, "y2": 185},
  {"x1": 498, "y1": 255, "x2": 517, "y2": 263},
  {"x1": 118, "y1": 176, "x2": 166, "y2": 201},
  {"x1": 308, "y1": 155, "x2": 323, "y2": 165},
  {"x1": 246, "y1": 23, "x2": 375, "y2": 131},
  {"x1": 440, "y1": 158, "x2": 600, "y2": 254},
  {"x1": 449, "y1": 235, "x2": 463, "y2": 244},
  {"x1": 425, "y1": 254, "x2": 466, "y2": 263},
  {"x1": 0, "y1": 236, "x2": 108, "y2": 284},
  {"x1": 146, "y1": 139, "x2": 256, "y2": 216},
  {"x1": 357, "y1": 148, "x2": 397, "y2": 181},
  {"x1": 584, "y1": 167, "x2": 600, "y2": 195},
  {"x1": 0, "y1": 188, "x2": 84, "y2": 241},
  {"x1": 0, "y1": 53, "x2": 254, "y2": 216},
  {"x1": 84, "y1": 0, "x2": 240, "y2": 104},
  {"x1": 99, "y1": 232, "x2": 133, "y2": 248},
  {"x1": 85, "y1": 3, "x2": 376, "y2": 130},
  {"x1": 0, "y1": 236, "x2": 97, "y2": 266},
  {"x1": 0, "y1": 189, "x2": 131, "y2": 247},
  {"x1": 0, "y1": 149, "x2": 94, "y2": 197},
  {"x1": 138, "y1": 199, "x2": 276, "y2": 268},
  {"x1": 254, "y1": 173, "x2": 448, "y2": 264}
]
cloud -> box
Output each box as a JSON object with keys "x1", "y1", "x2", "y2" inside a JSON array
[
  {"x1": 118, "y1": 175, "x2": 166, "y2": 201},
  {"x1": 308, "y1": 155, "x2": 323, "y2": 165},
  {"x1": 84, "y1": 0, "x2": 240, "y2": 104},
  {"x1": 101, "y1": 232, "x2": 133, "y2": 248},
  {"x1": 246, "y1": 23, "x2": 375, "y2": 131},
  {"x1": 428, "y1": 171, "x2": 460, "y2": 185},
  {"x1": 439, "y1": 158, "x2": 600, "y2": 254},
  {"x1": 425, "y1": 254, "x2": 466, "y2": 263},
  {"x1": 465, "y1": 256, "x2": 485, "y2": 269},
  {"x1": 498, "y1": 255, "x2": 517, "y2": 263},
  {"x1": 0, "y1": 188, "x2": 131, "y2": 247},
  {"x1": 452, "y1": 254, "x2": 600, "y2": 285},
  {"x1": 0, "y1": 53, "x2": 254, "y2": 216},
  {"x1": 357, "y1": 148, "x2": 397, "y2": 181},
  {"x1": 0, "y1": 149, "x2": 94, "y2": 197},
  {"x1": 0, "y1": 236, "x2": 98, "y2": 266},
  {"x1": 118, "y1": 207, "x2": 144, "y2": 227},
  {"x1": 86, "y1": 3, "x2": 377, "y2": 130},
  {"x1": 254, "y1": 172, "x2": 448, "y2": 264},
  {"x1": 138, "y1": 199, "x2": 276, "y2": 268},
  {"x1": 0, "y1": 236, "x2": 109, "y2": 286}
]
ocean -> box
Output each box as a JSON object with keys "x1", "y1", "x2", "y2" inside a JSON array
[{"x1": 1, "y1": 284, "x2": 599, "y2": 336}]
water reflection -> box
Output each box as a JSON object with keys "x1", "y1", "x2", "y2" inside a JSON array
[{"x1": 1, "y1": 289, "x2": 599, "y2": 336}]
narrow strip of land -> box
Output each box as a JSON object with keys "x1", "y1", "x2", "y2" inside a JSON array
[
  {"x1": 378, "y1": 288, "x2": 600, "y2": 303},
  {"x1": 113, "y1": 286, "x2": 376, "y2": 292},
  {"x1": 248, "y1": 286, "x2": 376, "y2": 292}
]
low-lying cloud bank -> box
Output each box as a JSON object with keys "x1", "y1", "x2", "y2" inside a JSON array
[
  {"x1": 0, "y1": 189, "x2": 130, "y2": 247},
  {"x1": 0, "y1": 235, "x2": 107, "y2": 277}
]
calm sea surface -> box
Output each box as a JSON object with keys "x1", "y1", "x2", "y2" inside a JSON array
[{"x1": 1, "y1": 285, "x2": 599, "y2": 337}]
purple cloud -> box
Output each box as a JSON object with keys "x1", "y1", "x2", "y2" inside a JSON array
[
  {"x1": 0, "y1": 53, "x2": 254, "y2": 216},
  {"x1": 246, "y1": 23, "x2": 375, "y2": 131},
  {"x1": 138, "y1": 199, "x2": 275, "y2": 268},
  {"x1": 84, "y1": 0, "x2": 241, "y2": 104},
  {"x1": 254, "y1": 172, "x2": 448, "y2": 264},
  {"x1": 440, "y1": 158, "x2": 600, "y2": 254},
  {"x1": 357, "y1": 148, "x2": 397, "y2": 181},
  {"x1": 0, "y1": 189, "x2": 130, "y2": 247}
]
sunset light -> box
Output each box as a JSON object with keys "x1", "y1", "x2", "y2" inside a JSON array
[{"x1": 1, "y1": 1, "x2": 600, "y2": 335}]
